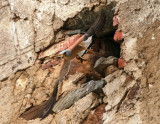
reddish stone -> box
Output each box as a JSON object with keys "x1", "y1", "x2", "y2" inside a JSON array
[
  {"x1": 127, "y1": 84, "x2": 140, "y2": 100},
  {"x1": 114, "y1": 31, "x2": 124, "y2": 42},
  {"x1": 113, "y1": 15, "x2": 120, "y2": 27},
  {"x1": 94, "y1": 104, "x2": 106, "y2": 124},
  {"x1": 48, "y1": 68, "x2": 55, "y2": 73},
  {"x1": 82, "y1": 104, "x2": 106, "y2": 124},
  {"x1": 118, "y1": 58, "x2": 126, "y2": 69},
  {"x1": 42, "y1": 59, "x2": 61, "y2": 70},
  {"x1": 82, "y1": 114, "x2": 99, "y2": 124},
  {"x1": 39, "y1": 34, "x2": 82, "y2": 59}
]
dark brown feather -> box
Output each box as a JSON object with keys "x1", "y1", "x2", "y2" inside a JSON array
[
  {"x1": 20, "y1": 79, "x2": 59, "y2": 120},
  {"x1": 20, "y1": 60, "x2": 71, "y2": 120},
  {"x1": 86, "y1": 12, "x2": 106, "y2": 36}
]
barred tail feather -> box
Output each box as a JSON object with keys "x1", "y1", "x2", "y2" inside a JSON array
[{"x1": 20, "y1": 79, "x2": 59, "y2": 120}]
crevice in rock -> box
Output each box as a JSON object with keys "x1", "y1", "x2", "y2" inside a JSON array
[
  {"x1": 1, "y1": 77, "x2": 9, "y2": 82},
  {"x1": 32, "y1": 8, "x2": 38, "y2": 54},
  {"x1": 0, "y1": 3, "x2": 9, "y2": 9},
  {"x1": 20, "y1": 18, "x2": 120, "y2": 122},
  {"x1": 2, "y1": 1, "x2": 125, "y2": 123},
  {"x1": 116, "y1": 89, "x2": 129, "y2": 112},
  {"x1": 63, "y1": 2, "x2": 117, "y2": 37},
  {"x1": 1, "y1": 0, "x2": 160, "y2": 123},
  {"x1": 12, "y1": 13, "x2": 21, "y2": 22}
]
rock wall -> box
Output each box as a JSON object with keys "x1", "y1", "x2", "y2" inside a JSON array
[
  {"x1": 0, "y1": 0, "x2": 103, "y2": 81},
  {"x1": 1, "y1": 0, "x2": 160, "y2": 124},
  {"x1": 101, "y1": 0, "x2": 160, "y2": 124}
]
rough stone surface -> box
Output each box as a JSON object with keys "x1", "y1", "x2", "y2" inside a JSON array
[
  {"x1": 83, "y1": 104, "x2": 106, "y2": 124},
  {"x1": 51, "y1": 93, "x2": 99, "y2": 124},
  {"x1": 94, "y1": 56, "x2": 118, "y2": 75},
  {"x1": 103, "y1": 70, "x2": 136, "y2": 107},
  {"x1": 121, "y1": 37, "x2": 138, "y2": 62},
  {"x1": 1, "y1": 0, "x2": 106, "y2": 81},
  {"x1": 1, "y1": 0, "x2": 160, "y2": 124},
  {"x1": 53, "y1": 80, "x2": 105, "y2": 113},
  {"x1": 54, "y1": 0, "x2": 100, "y2": 21},
  {"x1": 102, "y1": 0, "x2": 160, "y2": 124},
  {"x1": 0, "y1": 5, "x2": 37, "y2": 80},
  {"x1": 65, "y1": 3, "x2": 116, "y2": 37}
]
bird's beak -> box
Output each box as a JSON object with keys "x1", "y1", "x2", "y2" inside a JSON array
[{"x1": 60, "y1": 54, "x2": 65, "y2": 58}]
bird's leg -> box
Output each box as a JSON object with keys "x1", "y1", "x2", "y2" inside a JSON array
[{"x1": 68, "y1": 35, "x2": 85, "y2": 52}]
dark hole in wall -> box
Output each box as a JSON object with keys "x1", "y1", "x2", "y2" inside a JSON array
[
  {"x1": 20, "y1": 2, "x2": 120, "y2": 120},
  {"x1": 62, "y1": 1, "x2": 120, "y2": 57},
  {"x1": 64, "y1": 2, "x2": 117, "y2": 37},
  {"x1": 12, "y1": 13, "x2": 21, "y2": 22},
  {"x1": 90, "y1": 34, "x2": 120, "y2": 78},
  {"x1": 63, "y1": 2, "x2": 120, "y2": 78}
]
